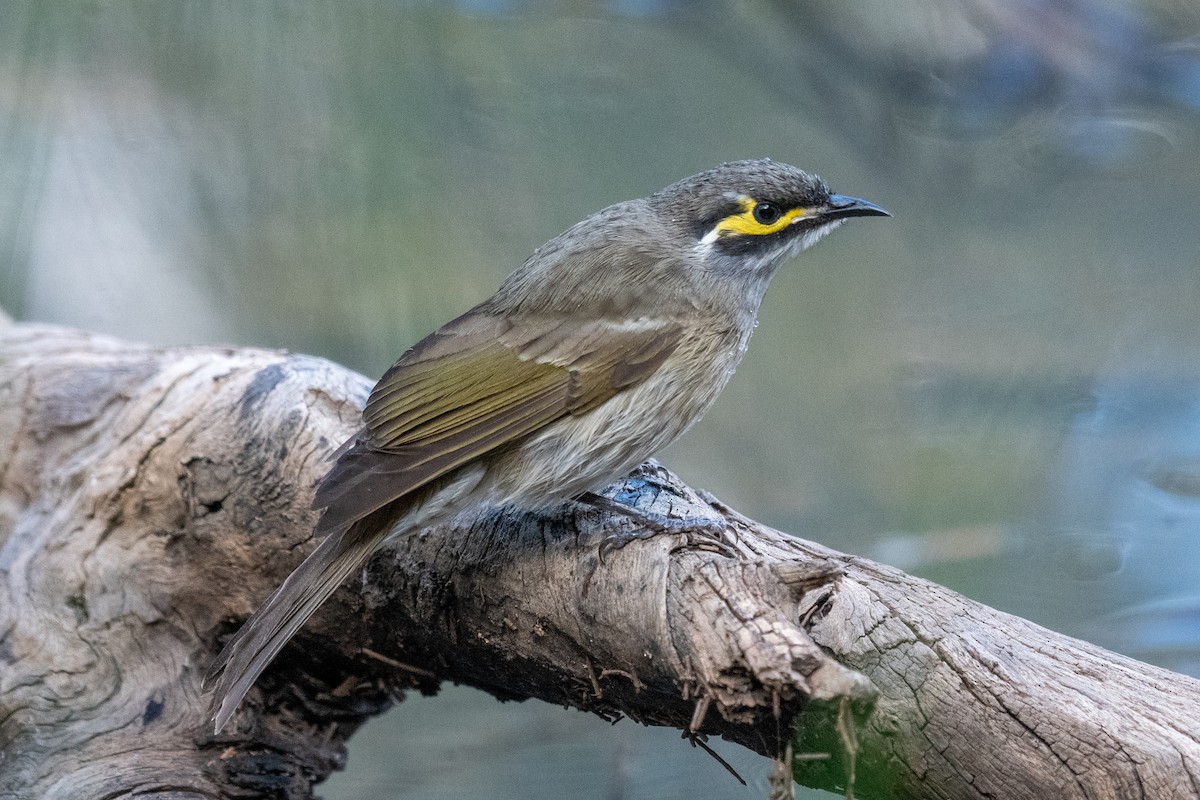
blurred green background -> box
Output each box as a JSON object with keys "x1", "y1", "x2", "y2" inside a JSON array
[{"x1": 4, "y1": 1, "x2": 1200, "y2": 797}]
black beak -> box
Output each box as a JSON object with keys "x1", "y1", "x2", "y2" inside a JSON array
[{"x1": 824, "y1": 194, "x2": 890, "y2": 219}]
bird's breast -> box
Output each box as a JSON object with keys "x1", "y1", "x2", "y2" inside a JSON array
[{"x1": 481, "y1": 320, "x2": 752, "y2": 508}]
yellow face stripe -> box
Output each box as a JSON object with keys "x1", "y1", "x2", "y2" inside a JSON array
[{"x1": 705, "y1": 195, "x2": 805, "y2": 242}]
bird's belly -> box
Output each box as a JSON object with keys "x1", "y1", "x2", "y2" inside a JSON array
[{"x1": 481, "y1": 359, "x2": 731, "y2": 509}]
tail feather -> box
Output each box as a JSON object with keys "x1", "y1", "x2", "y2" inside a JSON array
[{"x1": 205, "y1": 520, "x2": 389, "y2": 732}]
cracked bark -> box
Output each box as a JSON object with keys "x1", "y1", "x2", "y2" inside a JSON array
[{"x1": 1, "y1": 321, "x2": 1198, "y2": 800}]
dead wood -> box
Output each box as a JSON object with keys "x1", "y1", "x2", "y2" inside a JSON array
[{"x1": 1, "y1": 322, "x2": 1198, "y2": 800}]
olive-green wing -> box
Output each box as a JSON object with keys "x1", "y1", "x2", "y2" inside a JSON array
[{"x1": 311, "y1": 312, "x2": 682, "y2": 533}]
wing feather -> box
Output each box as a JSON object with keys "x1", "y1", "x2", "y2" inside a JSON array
[{"x1": 312, "y1": 310, "x2": 685, "y2": 533}]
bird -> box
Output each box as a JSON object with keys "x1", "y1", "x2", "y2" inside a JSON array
[{"x1": 205, "y1": 158, "x2": 888, "y2": 731}]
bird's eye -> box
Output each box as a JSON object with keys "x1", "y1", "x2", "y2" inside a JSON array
[{"x1": 752, "y1": 202, "x2": 782, "y2": 225}]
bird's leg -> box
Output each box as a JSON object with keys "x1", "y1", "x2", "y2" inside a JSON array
[{"x1": 574, "y1": 489, "x2": 733, "y2": 559}]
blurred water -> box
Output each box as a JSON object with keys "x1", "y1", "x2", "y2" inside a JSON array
[
  {"x1": 3, "y1": 1, "x2": 1200, "y2": 797},
  {"x1": 1035, "y1": 375, "x2": 1200, "y2": 674},
  {"x1": 326, "y1": 684, "x2": 773, "y2": 800}
]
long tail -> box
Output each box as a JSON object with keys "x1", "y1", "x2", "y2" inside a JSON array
[{"x1": 204, "y1": 516, "x2": 392, "y2": 732}]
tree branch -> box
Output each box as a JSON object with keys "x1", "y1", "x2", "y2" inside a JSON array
[{"x1": 1, "y1": 322, "x2": 1198, "y2": 799}]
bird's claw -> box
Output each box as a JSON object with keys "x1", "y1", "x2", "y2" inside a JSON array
[{"x1": 597, "y1": 514, "x2": 733, "y2": 562}]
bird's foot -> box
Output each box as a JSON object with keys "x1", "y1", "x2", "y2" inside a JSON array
[{"x1": 575, "y1": 490, "x2": 733, "y2": 561}]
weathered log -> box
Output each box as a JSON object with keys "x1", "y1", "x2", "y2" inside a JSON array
[{"x1": 0, "y1": 321, "x2": 1197, "y2": 800}]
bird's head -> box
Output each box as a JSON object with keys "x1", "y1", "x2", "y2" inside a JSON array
[
  {"x1": 492, "y1": 159, "x2": 887, "y2": 316},
  {"x1": 649, "y1": 158, "x2": 888, "y2": 279}
]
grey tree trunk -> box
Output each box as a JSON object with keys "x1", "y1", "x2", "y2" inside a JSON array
[{"x1": 1, "y1": 320, "x2": 1198, "y2": 800}]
